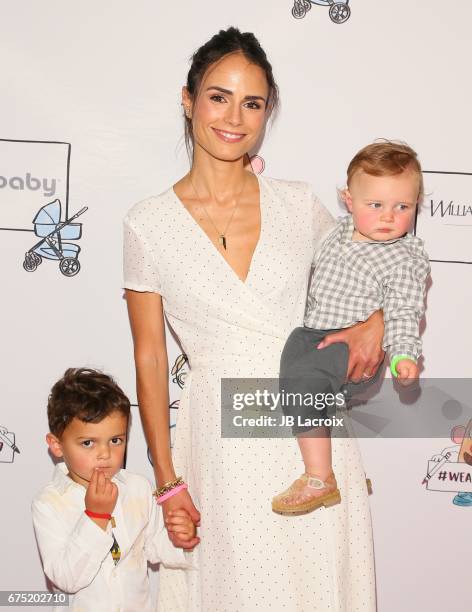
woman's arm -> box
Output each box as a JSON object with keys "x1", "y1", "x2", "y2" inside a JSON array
[
  {"x1": 318, "y1": 310, "x2": 385, "y2": 382},
  {"x1": 125, "y1": 290, "x2": 200, "y2": 549},
  {"x1": 126, "y1": 290, "x2": 174, "y2": 483}
]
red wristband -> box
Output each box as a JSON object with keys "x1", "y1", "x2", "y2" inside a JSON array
[{"x1": 84, "y1": 509, "x2": 112, "y2": 520}]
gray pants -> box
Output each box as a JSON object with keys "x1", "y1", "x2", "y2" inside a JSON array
[{"x1": 279, "y1": 326, "x2": 381, "y2": 435}]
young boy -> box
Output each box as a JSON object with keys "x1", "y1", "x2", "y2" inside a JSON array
[
  {"x1": 32, "y1": 367, "x2": 196, "y2": 611},
  {"x1": 272, "y1": 141, "x2": 430, "y2": 514}
]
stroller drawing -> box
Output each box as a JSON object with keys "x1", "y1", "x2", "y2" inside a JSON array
[
  {"x1": 292, "y1": 0, "x2": 351, "y2": 24},
  {"x1": 23, "y1": 199, "x2": 88, "y2": 277}
]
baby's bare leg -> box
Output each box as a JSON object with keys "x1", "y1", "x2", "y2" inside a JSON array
[{"x1": 297, "y1": 426, "x2": 332, "y2": 480}]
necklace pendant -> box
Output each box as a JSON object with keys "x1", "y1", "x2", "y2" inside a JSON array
[{"x1": 220, "y1": 235, "x2": 227, "y2": 250}]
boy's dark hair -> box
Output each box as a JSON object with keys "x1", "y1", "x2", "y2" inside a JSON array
[{"x1": 48, "y1": 368, "x2": 131, "y2": 436}]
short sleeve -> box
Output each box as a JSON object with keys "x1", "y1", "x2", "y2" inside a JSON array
[
  {"x1": 123, "y1": 216, "x2": 162, "y2": 293},
  {"x1": 308, "y1": 185, "x2": 336, "y2": 266}
]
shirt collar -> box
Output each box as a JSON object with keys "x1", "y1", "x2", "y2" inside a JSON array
[
  {"x1": 340, "y1": 214, "x2": 405, "y2": 246},
  {"x1": 52, "y1": 462, "x2": 126, "y2": 496}
]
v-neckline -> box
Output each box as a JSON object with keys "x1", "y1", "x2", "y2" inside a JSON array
[{"x1": 171, "y1": 173, "x2": 265, "y2": 286}]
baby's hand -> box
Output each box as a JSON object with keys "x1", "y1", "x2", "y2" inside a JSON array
[
  {"x1": 165, "y1": 509, "x2": 197, "y2": 542},
  {"x1": 85, "y1": 468, "x2": 118, "y2": 515},
  {"x1": 395, "y1": 359, "x2": 419, "y2": 387}
]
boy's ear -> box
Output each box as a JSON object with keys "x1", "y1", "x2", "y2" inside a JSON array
[
  {"x1": 46, "y1": 433, "x2": 64, "y2": 458},
  {"x1": 341, "y1": 189, "x2": 353, "y2": 212}
]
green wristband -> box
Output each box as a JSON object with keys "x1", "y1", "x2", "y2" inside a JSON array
[{"x1": 390, "y1": 354, "x2": 416, "y2": 377}]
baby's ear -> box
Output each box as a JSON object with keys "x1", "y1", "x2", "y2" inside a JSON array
[
  {"x1": 46, "y1": 433, "x2": 64, "y2": 458},
  {"x1": 340, "y1": 188, "x2": 353, "y2": 212}
]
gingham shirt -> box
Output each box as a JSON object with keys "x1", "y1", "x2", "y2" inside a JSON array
[{"x1": 304, "y1": 215, "x2": 430, "y2": 362}]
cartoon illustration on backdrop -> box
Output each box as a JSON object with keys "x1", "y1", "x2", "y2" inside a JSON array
[
  {"x1": 0, "y1": 139, "x2": 88, "y2": 277},
  {"x1": 23, "y1": 199, "x2": 87, "y2": 276},
  {"x1": 423, "y1": 419, "x2": 472, "y2": 507},
  {"x1": 291, "y1": 0, "x2": 352, "y2": 24},
  {"x1": 0, "y1": 425, "x2": 20, "y2": 463},
  {"x1": 172, "y1": 354, "x2": 189, "y2": 389}
]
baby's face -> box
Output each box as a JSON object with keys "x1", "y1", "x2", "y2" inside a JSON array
[
  {"x1": 345, "y1": 169, "x2": 419, "y2": 242},
  {"x1": 49, "y1": 412, "x2": 128, "y2": 487}
]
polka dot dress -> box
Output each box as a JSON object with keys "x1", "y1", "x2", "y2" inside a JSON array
[{"x1": 123, "y1": 176, "x2": 376, "y2": 612}]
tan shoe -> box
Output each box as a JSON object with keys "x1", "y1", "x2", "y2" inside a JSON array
[{"x1": 272, "y1": 472, "x2": 341, "y2": 514}]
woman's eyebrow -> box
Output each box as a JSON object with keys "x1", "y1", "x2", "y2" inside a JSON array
[{"x1": 205, "y1": 86, "x2": 267, "y2": 102}]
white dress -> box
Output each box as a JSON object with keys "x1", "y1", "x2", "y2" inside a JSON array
[{"x1": 123, "y1": 176, "x2": 376, "y2": 612}]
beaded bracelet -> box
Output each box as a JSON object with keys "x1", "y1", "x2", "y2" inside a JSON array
[{"x1": 153, "y1": 476, "x2": 184, "y2": 498}]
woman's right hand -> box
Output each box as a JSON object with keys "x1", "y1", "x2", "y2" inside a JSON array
[{"x1": 162, "y1": 489, "x2": 201, "y2": 550}]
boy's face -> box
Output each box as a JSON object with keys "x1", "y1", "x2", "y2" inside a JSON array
[
  {"x1": 344, "y1": 169, "x2": 419, "y2": 242},
  {"x1": 46, "y1": 411, "x2": 128, "y2": 487}
]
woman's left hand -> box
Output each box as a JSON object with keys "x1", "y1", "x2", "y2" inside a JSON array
[{"x1": 317, "y1": 310, "x2": 385, "y2": 383}]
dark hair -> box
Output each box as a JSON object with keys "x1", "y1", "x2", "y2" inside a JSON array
[
  {"x1": 48, "y1": 368, "x2": 131, "y2": 436},
  {"x1": 184, "y1": 27, "x2": 279, "y2": 155}
]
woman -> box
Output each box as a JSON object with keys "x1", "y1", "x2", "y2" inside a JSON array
[{"x1": 124, "y1": 27, "x2": 382, "y2": 612}]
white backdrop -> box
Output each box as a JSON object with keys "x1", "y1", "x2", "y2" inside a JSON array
[{"x1": 1, "y1": 1, "x2": 471, "y2": 610}]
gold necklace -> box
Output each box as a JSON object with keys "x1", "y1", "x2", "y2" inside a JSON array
[{"x1": 189, "y1": 175, "x2": 246, "y2": 250}]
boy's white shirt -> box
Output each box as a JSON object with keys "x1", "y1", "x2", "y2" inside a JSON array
[{"x1": 32, "y1": 463, "x2": 194, "y2": 612}]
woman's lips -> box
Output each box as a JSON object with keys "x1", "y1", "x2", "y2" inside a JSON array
[{"x1": 212, "y1": 128, "x2": 246, "y2": 143}]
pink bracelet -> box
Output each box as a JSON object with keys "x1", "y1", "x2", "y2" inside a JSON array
[{"x1": 156, "y1": 482, "x2": 188, "y2": 504}]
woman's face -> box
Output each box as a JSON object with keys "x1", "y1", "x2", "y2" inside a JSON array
[{"x1": 184, "y1": 52, "x2": 270, "y2": 162}]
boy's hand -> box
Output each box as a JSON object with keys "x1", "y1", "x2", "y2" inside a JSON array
[
  {"x1": 85, "y1": 468, "x2": 118, "y2": 515},
  {"x1": 164, "y1": 509, "x2": 197, "y2": 542},
  {"x1": 162, "y1": 489, "x2": 200, "y2": 550},
  {"x1": 395, "y1": 359, "x2": 419, "y2": 386}
]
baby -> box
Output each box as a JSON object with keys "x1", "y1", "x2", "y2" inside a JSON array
[
  {"x1": 32, "y1": 367, "x2": 195, "y2": 611},
  {"x1": 272, "y1": 141, "x2": 430, "y2": 514}
]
